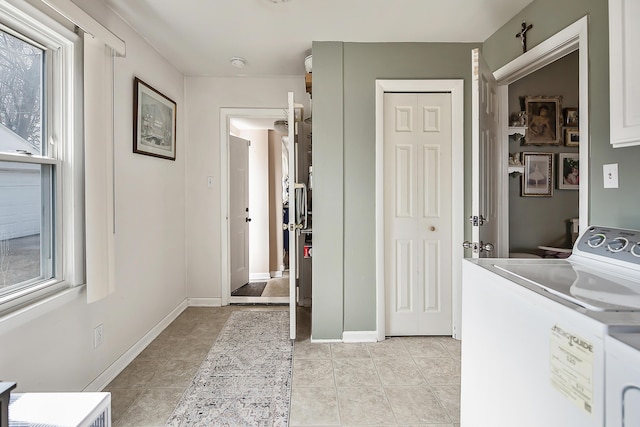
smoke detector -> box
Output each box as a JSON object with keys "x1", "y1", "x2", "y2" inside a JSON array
[{"x1": 230, "y1": 57, "x2": 246, "y2": 68}]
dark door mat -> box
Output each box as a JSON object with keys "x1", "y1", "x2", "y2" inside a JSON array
[{"x1": 231, "y1": 282, "x2": 267, "y2": 296}]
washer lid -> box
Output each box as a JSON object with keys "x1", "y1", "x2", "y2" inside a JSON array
[{"x1": 493, "y1": 262, "x2": 640, "y2": 311}]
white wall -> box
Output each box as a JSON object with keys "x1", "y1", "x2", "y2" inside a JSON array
[
  {"x1": 240, "y1": 129, "x2": 270, "y2": 280},
  {"x1": 0, "y1": 0, "x2": 186, "y2": 392},
  {"x1": 185, "y1": 77, "x2": 307, "y2": 299}
]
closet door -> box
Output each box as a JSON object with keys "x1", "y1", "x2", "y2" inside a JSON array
[{"x1": 384, "y1": 92, "x2": 452, "y2": 336}]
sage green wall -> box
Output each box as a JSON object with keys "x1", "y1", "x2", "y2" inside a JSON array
[
  {"x1": 484, "y1": 0, "x2": 640, "y2": 230},
  {"x1": 312, "y1": 42, "x2": 479, "y2": 338},
  {"x1": 311, "y1": 42, "x2": 344, "y2": 340}
]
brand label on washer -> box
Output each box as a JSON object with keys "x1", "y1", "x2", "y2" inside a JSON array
[{"x1": 550, "y1": 324, "x2": 594, "y2": 414}]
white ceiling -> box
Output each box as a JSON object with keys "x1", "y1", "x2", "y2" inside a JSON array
[{"x1": 102, "y1": 0, "x2": 534, "y2": 78}]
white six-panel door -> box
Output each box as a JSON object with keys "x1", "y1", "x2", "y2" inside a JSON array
[
  {"x1": 229, "y1": 135, "x2": 250, "y2": 292},
  {"x1": 384, "y1": 92, "x2": 453, "y2": 336}
]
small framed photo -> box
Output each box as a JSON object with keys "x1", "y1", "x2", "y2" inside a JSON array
[
  {"x1": 524, "y1": 95, "x2": 563, "y2": 146},
  {"x1": 558, "y1": 153, "x2": 579, "y2": 190},
  {"x1": 521, "y1": 152, "x2": 553, "y2": 197},
  {"x1": 564, "y1": 127, "x2": 579, "y2": 147},
  {"x1": 133, "y1": 77, "x2": 177, "y2": 161},
  {"x1": 564, "y1": 108, "x2": 579, "y2": 127}
]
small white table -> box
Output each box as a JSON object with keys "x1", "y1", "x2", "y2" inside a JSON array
[{"x1": 9, "y1": 392, "x2": 111, "y2": 427}]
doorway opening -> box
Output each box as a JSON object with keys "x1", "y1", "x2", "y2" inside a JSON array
[
  {"x1": 221, "y1": 109, "x2": 289, "y2": 305},
  {"x1": 220, "y1": 107, "x2": 313, "y2": 308},
  {"x1": 495, "y1": 16, "x2": 589, "y2": 257}
]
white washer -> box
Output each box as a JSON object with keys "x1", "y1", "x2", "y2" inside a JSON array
[
  {"x1": 460, "y1": 226, "x2": 640, "y2": 427},
  {"x1": 606, "y1": 332, "x2": 640, "y2": 426}
]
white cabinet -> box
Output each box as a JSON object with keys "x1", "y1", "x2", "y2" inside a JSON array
[{"x1": 609, "y1": 0, "x2": 640, "y2": 148}]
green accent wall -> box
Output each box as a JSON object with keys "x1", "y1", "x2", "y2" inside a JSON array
[
  {"x1": 313, "y1": 0, "x2": 640, "y2": 340},
  {"x1": 313, "y1": 42, "x2": 479, "y2": 338},
  {"x1": 484, "y1": 0, "x2": 640, "y2": 229}
]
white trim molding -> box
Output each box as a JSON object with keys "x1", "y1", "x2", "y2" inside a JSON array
[
  {"x1": 85, "y1": 300, "x2": 188, "y2": 392},
  {"x1": 494, "y1": 16, "x2": 589, "y2": 237},
  {"x1": 187, "y1": 298, "x2": 222, "y2": 307},
  {"x1": 375, "y1": 79, "x2": 465, "y2": 342},
  {"x1": 342, "y1": 331, "x2": 378, "y2": 343}
]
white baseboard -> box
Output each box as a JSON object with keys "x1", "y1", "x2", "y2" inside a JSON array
[
  {"x1": 270, "y1": 271, "x2": 283, "y2": 278},
  {"x1": 342, "y1": 331, "x2": 379, "y2": 343},
  {"x1": 230, "y1": 296, "x2": 288, "y2": 304},
  {"x1": 249, "y1": 273, "x2": 271, "y2": 281},
  {"x1": 187, "y1": 298, "x2": 222, "y2": 307},
  {"x1": 310, "y1": 337, "x2": 342, "y2": 343},
  {"x1": 85, "y1": 299, "x2": 188, "y2": 392}
]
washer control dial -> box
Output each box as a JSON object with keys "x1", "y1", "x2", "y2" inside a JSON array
[
  {"x1": 631, "y1": 243, "x2": 640, "y2": 258},
  {"x1": 586, "y1": 233, "x2": 606, "y2": 248},
  {"x1": 607, "y1": 237, "x2": 629, "y2": 252}
]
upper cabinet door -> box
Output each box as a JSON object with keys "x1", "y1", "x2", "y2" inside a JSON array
[{"x1": 609, "y1": 0, "x2": 640, "y2": 148}]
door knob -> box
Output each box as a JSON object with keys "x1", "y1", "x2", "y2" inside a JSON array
[{"x1": 430, "y1": 226, "x2": 436, "y2": 232}]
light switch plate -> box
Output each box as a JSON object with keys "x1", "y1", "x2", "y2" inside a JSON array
[{"x1": 603, "y1": 163, "x2": 619, "y2": 189}]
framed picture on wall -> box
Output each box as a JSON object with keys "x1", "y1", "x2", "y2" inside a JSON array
[
  {"x1": 524, "y1": 95, "x2": 563, "y2": 146},
  {"x1": 564, "y1": 127, "x2": 579, "y2": 147},
  {"x1": 558, "y1": 153, "x2": 579, "y2": 190},
  {"x1": 133, "y1": 77, "x2": 177, "y2": 161},
  {"x1": 522, "y1": 152, "x2": 553, "y2": 197},
  {"x1": 564, "y1": 108, "x2": 579, "y2": 126}
]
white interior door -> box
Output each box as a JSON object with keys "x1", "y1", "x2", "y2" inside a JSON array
[
  {"x1": 229, "y1": 135, "x2": 250, "y2": 292},
  {"x1": 470, "y1": 48, "x2": 500, "y2": 258},
  {"x1": 384, "y1": 92, "x2": 453, "y2": 336},
  {"x1": 287, "y1": 92, "x2": 297, "y2": 340}
]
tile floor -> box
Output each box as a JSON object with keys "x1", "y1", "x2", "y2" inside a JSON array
[{"x1": 105, "y1": 305, "x2": 461, "y2": 426}]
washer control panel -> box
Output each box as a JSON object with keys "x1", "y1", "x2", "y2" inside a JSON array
[{"x1": 575, "y1": 226, "x2": 640, "y2": 265}]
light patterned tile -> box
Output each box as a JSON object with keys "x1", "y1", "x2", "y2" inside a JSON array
[
  {"x1": 402, "y1": 338, "x2": 449, "y2": 358},
  {"x1": 374, "y1": 357, "x2": 425, "y2": 386},
  {"x1": 367, "y1": 338, "x2": 410, "y2": 359},
  {"x1": 146, "y1": 359, "x2": 201, "y2": 388},
  {"x1": 336, "y1": 387, "x2": 395, "y2": 425},
  {"x1": 432, "y1": 384, "x2": 461, "y2": 423},
  {"x1": 293, "y1": 359, "x2": 335, "y2": 387},
  {"x1": 107, "y1": 359, "x2": 167, "y2": 389},
  {"x1": 294, "y1": 340, "x2": 332, "y2": 360},
  {"x1": 103, "y1": 388, "x2": 142, "y2": 424},
  {"x1": 414, "y1": 357, "x2": 461, "y2": 385},
  {"x1": 331, "y1": 343, "x2": 371, "y2": 359},
  {"x1": 290, "y1": 387, "x2": 340, "y2": 425},
  {"x1": 384, "y1": 385, "x2": 451, "y2": 424},
  {"x1": 437, "y1": 337, "x2": 462, "y2": 360},
  {"x1": 116, "y1": 388, "x2": 185, "y2": 426},
  {"x1": 333, "y1": 359, "x2": 380, "y2": 387}
]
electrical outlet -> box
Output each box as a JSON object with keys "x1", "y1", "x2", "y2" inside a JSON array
[
  {"x1": 603, "y1": 163, "x2": 619, "y2": 189},
  {"x1": 94, "y1": 324, "x2": 104, "y2": 349}
]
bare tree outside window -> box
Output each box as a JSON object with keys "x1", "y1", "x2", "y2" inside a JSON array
[{"x1": 0, "y1": 30, "x2": 43, "y2": 153}]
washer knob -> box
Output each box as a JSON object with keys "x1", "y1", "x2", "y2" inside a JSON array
[
  {"x1": 631, "y1": 243, "x2": 640, "y2": 258},
  {"x1": 607, "y1": 237, "x2": 629, "y2": 252},
  {"x1": 586, "y1": 233, "x2": 606, "y2": 248}
]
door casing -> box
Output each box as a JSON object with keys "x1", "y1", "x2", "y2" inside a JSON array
[
  {"x1": 220, "y1": 108, "x2": 287, "y2": 306},
  {"x1": 494, "y1": 16, "x2": 590, "y2": 251},
  {"x1": 375, "y1": 80, "x2": 464, "y2": 341}
]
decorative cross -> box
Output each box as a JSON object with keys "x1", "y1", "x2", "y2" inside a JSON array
[{"x1": 516, "y1": 21, "x2": 533, "y2": 53}]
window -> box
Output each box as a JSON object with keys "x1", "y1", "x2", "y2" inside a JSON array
[{"x1": 0, "y1": 1, "x2": 82, "y2": 313}]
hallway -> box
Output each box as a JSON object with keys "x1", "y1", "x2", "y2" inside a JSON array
[{"x1": 105, "y1": 306, "x2": 460, "y2": 426}]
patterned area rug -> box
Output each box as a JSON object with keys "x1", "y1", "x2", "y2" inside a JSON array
[{"x1": 167, "y1": 311, "x2": 292, "y2": 426}]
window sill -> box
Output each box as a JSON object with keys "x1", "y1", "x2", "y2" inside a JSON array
[{"x1": 0, "y1": 285, "x2": 85, "y2": 335}]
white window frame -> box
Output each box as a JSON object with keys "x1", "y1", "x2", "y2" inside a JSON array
[{"x1": 0, "y1": 0, "x2": 83, "y2": 313}]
